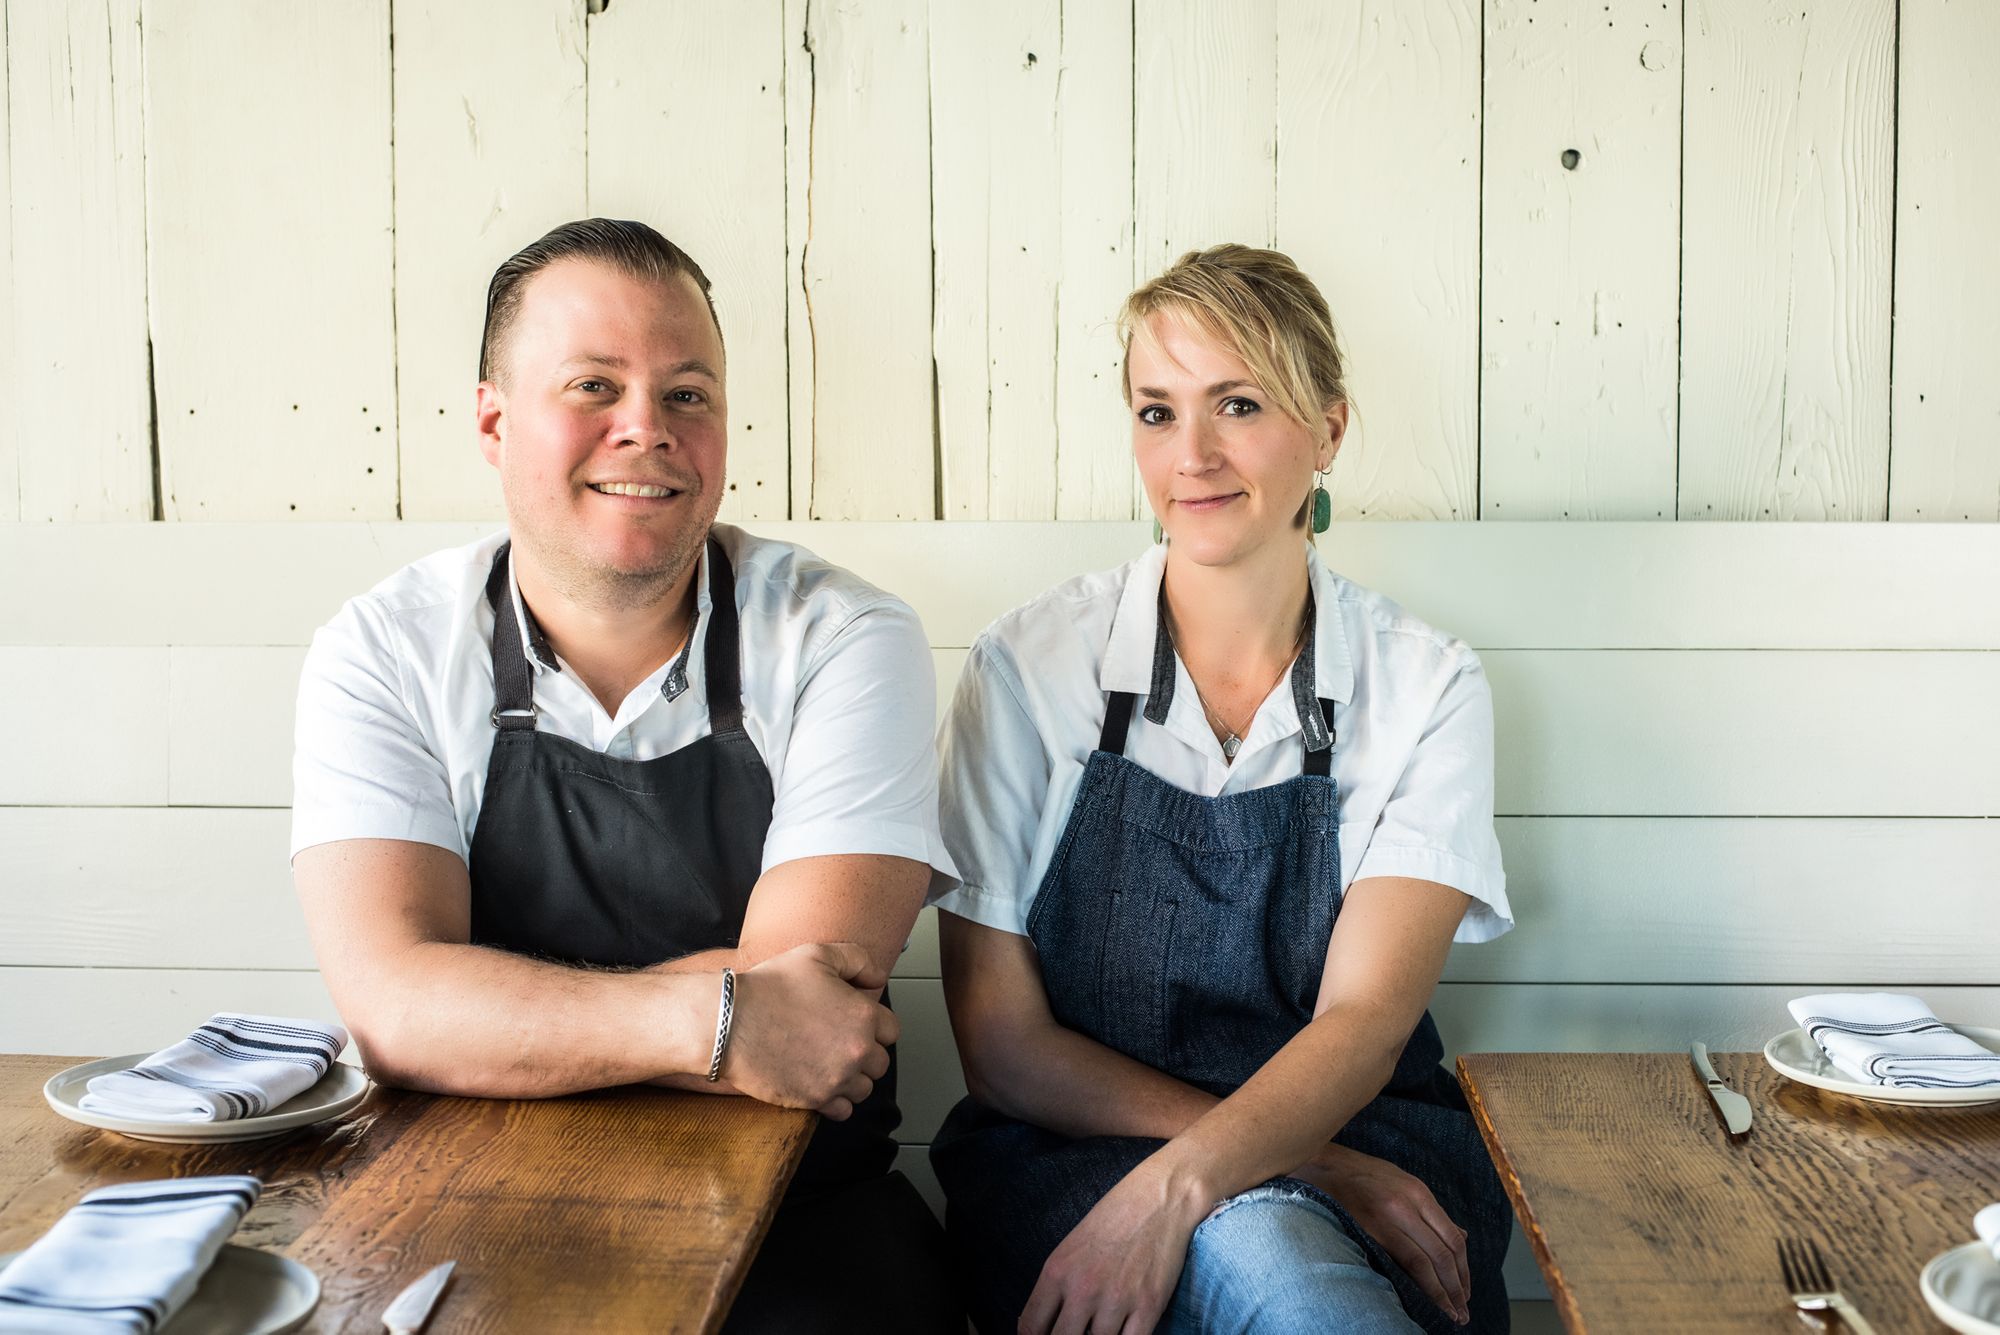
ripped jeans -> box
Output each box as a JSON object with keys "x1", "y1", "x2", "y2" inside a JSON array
[{"x1": 1163, "y1": 1185, "x2": 1424, "y2": 1334}]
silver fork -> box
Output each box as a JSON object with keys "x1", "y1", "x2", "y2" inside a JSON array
[{"x1": 1778, "y1": 1237, "x2": 1877, "y2": 1334}]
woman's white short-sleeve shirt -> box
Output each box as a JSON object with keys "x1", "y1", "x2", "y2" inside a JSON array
[{"x1": 929, "y1": 542, "x2": 1512, "y2": 943}]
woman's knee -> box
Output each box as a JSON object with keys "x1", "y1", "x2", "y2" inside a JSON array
[{"x1": 1169, "y1": 1188, "x2": 1419, "y2": 1334}]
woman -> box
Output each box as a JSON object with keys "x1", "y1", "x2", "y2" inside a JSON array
[{"x1": 929, "y1": 245, "x2": 1515, "y2": 1333}]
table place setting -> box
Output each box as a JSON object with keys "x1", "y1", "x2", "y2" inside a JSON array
[
  {"x1": 42, "y1": 1015, "x2": 368, "y2": 1145},
  {"x1": 1766, "y1": 992, "x2": 2000, "y2": 1107}
]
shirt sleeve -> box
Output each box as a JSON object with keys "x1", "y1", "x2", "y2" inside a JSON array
[
  {"x1": 759, "y1": 600, "x2": 957, "y2": 885},
  {"x1": 1348, "y1": 649, "x2": 1514, "y2": 943},
  {"x1": 289, "y1": 597, "x2": 465, "y2": 861},
  {"x1": 927, "y1": 636, "x2": 1051, "y2": 936}
]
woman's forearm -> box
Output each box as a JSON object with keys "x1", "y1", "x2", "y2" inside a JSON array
[{"x1": 964, "y1": 1016, "x2": 1221, "y2": 1140}]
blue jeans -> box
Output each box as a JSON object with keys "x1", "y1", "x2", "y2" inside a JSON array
[{"x1": 1164, "y1": 1186, "x2": 1423, "y2": 1334}]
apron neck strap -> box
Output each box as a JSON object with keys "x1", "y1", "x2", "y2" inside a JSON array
[{"x1": 483, "y1": 535, "x2": 748, "y2": 736}]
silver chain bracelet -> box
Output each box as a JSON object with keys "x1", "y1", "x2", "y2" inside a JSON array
[{"x1": 706, "y1": 966, "x2": 736, "y2": 1082}]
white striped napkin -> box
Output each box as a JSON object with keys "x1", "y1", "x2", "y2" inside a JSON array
[
  {"x1": 0, "y1": 1175, "x2": 259, "y2": 1333},
  {"x1": 1787, "y1": 993, "x2": 2000, "y2": 1089},
  {"x1": 79, "y1": 1015, "x2": 349, "y2": 1123}
]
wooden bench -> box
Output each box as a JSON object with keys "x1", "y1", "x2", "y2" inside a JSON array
[{"x1": 5, "y1": 520, "x2": 1998, "y2": 1311}]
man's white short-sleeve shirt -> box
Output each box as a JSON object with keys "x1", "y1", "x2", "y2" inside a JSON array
[
  {"x1": 929, "y1": 542, "x2": 1511, "y2": 942},
  {"x1": 291, "y1": 522, "x2": 956, "y2": 885}
]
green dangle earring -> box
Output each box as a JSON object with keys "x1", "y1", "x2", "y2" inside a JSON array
[
  {"x1": 1152, "y1": 516, "x2": 1165, "y2": 544},
  {"x1": 1310, "y1": 467, "x2": 1332, "y2": 535}
]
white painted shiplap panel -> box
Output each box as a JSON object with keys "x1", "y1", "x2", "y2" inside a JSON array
[
  {"x1": 143, "y1": 1, "x2": 398, "y2": 520},
  {"x1": 167, "y1": 647, "x2": 305, "y2": 807},
  {"x1": 0, "y1": 648, "x2": 167, "y2": 806},
  {"x1": 1134, "y1": 0, "x2": 1277, "y2": 272},
  {"x1": 0, "y1": 969, "x2": 337, "y2": 1056},
  {"x1": 1276, "y1": 0, "x2": 1481, "y2": 522},
  {"x1": 7, "y1": 0, "x2": 151, "y2": 521},
  {"x1": 1052, "y1": 1, "x2": 1137, "y2": 522},
  {"x1": 391, "y1": 0, "x2": 585, "y2": 522},
  {"x1": 0, "y1": 809, "x2": 305, "y2": 969},
  {"x1": 930, "y1": 3, "x2": 1062, "y2": 522},
  {"x1": 1678, "y1": 0, "x2": 1895, "y2": 521},
  {"x1": 1479, "y1": 0, "x2": 1681, "y2": 520},
  {"x1": 1487, "y1": 650, "x2": 2000, "y2": 817},
  {"x1": 781, "y1": 0, "x2": 812, "y2": 521},
  {"x1": 587, "y1": 0, "x2": 788, "y2": 524},
  {"x1": 797, "y1": 0, "x2": 933, "y2": 520},
  {"x1": 1886, "y1": 0, "x2": 2000, "y2": 522},
  {"x1": 7, "y1": 522, "x2": 2000, "y2": 651}
]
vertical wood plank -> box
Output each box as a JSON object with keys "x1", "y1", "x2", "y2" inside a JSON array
[
  {"x1": 783, "y1": 0, "x2": 812, "y2": 521},
  {"x1": 392, "y1": 0, "x2": 585, "y2": 522},
  {"x1": 587, "y1": 1, "x2": 787, "y2": 524},
  {"x1": 931, "y1": 3, "x2": 1062, "y2": 520},
  {"x1": 1135, "y1": 0, "x2": 1277, "y2": 275},
  {"x1": 1276, "y1": 0, "x2": 1481, "y2": 520},
  {"x1": 1053, "y1": 0, "x2": 1138, "y2": 521},
  {"x1": 0, "y1": 0, "x2": 16, "y2": 521},
  {"x1": 1678, "y1": 0, "x2": 1894, "y2": 520},
  {"x1": 1887, "y1": 0, "x2": 2000, "y2": 521},
  {"x1": 144, "y1": 0, "x2": 398, "y2": 520},
  {"x1": 8, "y1": 0, "x2": 152, "y2": 521},
  {"x1": 798, "y1": 0, "x2": 933, "y2": 520},
  {"x1": 1480, "y1": 0, "x2": 1681, "y2": 520}
]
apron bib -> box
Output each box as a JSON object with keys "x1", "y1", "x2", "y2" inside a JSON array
[
  {"x1": 467, "y1": 538, "x2": 898, "y2": 1185},
  {"x1": 932, "y1": 603, "x2": 1512, "y2": 1332}
]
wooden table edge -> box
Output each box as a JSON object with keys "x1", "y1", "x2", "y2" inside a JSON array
[
  {"x1": 700, "y1": 1106, "x2": 818, "y2": 1335},
  {"x1": 1456, "y1": 1054, "x2": 1586, "y2": 1335}
]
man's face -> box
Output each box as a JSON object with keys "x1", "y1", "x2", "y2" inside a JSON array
[{"x1": 477, "y1": 258, "x2": 728, "y2": 599}]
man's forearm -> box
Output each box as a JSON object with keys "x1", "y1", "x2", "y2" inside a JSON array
[{"x1": 354, "y1": 940, "x2": 718, "y2": 1098}]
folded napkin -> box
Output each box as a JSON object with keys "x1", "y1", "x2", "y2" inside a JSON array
[
  {"x1": 79, "y1": 1014, "x2": 349, "y2": 1123},
  {"x1": 1978, "y1": 1203, "x2": 2000, "y2": 1262},
  {"x1": 0, "y1": 1175, "x2": 260, "y2": 1333},
  {"x1": 1788, "y1": 993, "x2": 2000, "y2": 1089}
]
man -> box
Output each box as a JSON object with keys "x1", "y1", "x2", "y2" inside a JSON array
[{"x1": 291, "y1": 219, "x2": 959, "y2": 1331}]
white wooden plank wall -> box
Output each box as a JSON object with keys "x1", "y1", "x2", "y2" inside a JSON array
[
  {"x1": 0, "y1": 3, "x2": 1993, "y2": 521},
  {"x1": 1279, "y1": 0, "x2": 1483, "y2": 523},
  {"x1": 0, "y1": 0, "x2": 14, "y2": 521},
  {"x1": 391, "y1": 0, "x2": 586, "y2": 521},
  {"x1": 1480, "y1": 0, "x2": 1680, "y2": 519},
  {"x1": 142, "y1": 0, "x2": 400, "y2": 520},
  {"x1": 1887, "y1": 0, "x2": 2000, "y2": 522},
  {"x1": 8, "y1": 0, "x2": 152, "y2": 521},
  {"x1": 1677, "y1": 0, "x2": 1896, "y2": 520}
]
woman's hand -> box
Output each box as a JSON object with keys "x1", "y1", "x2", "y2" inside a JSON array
[
  {"x1": 1019, "y1": 1158, "x2": 1207, "y2": 1335},
  {"x1": 1292, "y1": 1143, "x2": 1471, "y2": 1326}
]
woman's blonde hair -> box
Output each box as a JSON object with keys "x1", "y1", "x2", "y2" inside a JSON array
[{"x1": 1118, "y1": 244, "x2": 1350, "y2": 428}]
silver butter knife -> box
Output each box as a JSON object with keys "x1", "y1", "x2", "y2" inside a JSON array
[
  {"x1": 382, "y1": 1259, "x2": 456, "y2": 1334},
  {"x1": 1691, "y1": 1042, "x2": 1753, "y2": 1137}
]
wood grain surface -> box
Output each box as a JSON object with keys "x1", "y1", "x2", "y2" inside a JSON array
[
  {"x1": 1459, "y1": 1050, "x2": 2000, "y2": 1332},
  {"x1": 0, "y1": 1055, "x2": 815, "y2": 1334}
]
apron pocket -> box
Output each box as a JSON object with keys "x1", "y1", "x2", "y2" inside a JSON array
[{"x1": 1097, "y1": 886, "x2": 1177, "y2": 1070}]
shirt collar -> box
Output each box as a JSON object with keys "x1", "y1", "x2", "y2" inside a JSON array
[
  {"x1": 1099, "y1": 541, "x2": 1355, "y2": 708},
  {"x1": 505, "y1": 538, "x2": 711, "y2": 701}
]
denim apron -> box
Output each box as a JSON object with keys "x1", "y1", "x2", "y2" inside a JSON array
[
  {"x1": 932, "y1": 604, "x2": 1513, "y2": 1333},
  {"x1": 466, "y1": 538, "x2": 898, "y2": 1186}
]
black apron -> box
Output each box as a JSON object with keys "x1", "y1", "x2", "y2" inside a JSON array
[{"x1": 465, "y1": 537, "x2": 897, "y2": 1186}]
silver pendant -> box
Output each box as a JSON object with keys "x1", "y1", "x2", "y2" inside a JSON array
[{"x1": 1222, "y1": 733, "x2": 1242, "y2": 760}]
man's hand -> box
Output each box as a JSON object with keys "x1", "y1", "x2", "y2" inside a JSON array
[
  {"x1": 722, "y1": 941, "x2": 897, "y2": 1119},
  {"x1": 1292, "y1": 1143, "x2": 1470, "y2": 1325}
]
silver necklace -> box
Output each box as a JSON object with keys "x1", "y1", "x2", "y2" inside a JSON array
[{"x1": 1167, "y1": 608, "x2": 1310, "y2": 764}]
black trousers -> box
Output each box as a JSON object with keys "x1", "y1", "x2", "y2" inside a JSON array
[{"x1": 724, "y1": 1170, "x2": 963, "y2": 1334}]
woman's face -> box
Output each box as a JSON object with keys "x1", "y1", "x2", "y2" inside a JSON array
[{"x1": 1128, "y1": 312, "x2": 1345, "y2": 569}]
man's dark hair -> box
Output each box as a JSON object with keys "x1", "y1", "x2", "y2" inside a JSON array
[{"x1": 478, "y1": 218, "x2": 720, "y2": 382}]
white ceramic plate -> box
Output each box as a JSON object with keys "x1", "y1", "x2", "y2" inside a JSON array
[
  {"x1": 1922, "y1": 1241, "x2": 2000, "y2": 1334},
  {"x1": 1762, "y1": 1026, "x2": 2000, "y2": 1107},
  {"x1": 43, "y1": 1055, "x2": 370, "y2": 1143},
  {"x1": 0, "y1": 1243, "x2": 319, "y2": 1335}
]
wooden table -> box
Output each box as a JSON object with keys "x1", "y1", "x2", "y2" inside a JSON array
[
  {"x1": 0, "y1": 1055, "x2": 815, "y2": 1333},
  {"x1": 1459, "y1": 1051, "x2": 2000, "y2": 1332}
]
